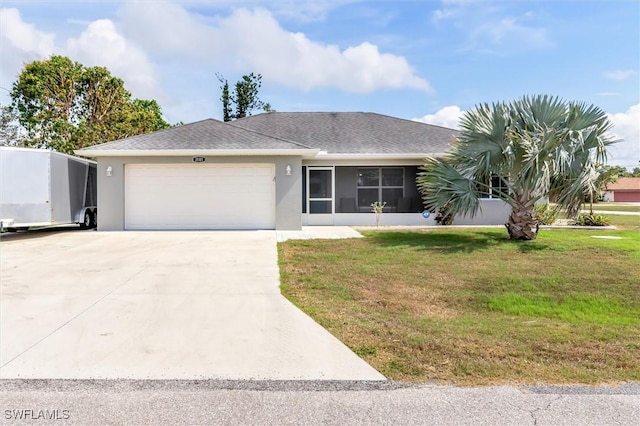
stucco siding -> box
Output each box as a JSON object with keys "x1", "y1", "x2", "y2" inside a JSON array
[{"x1": 453, "y1": 199, "x2": 511, "y2": 225}]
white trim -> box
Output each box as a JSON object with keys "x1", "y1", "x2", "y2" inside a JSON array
[
  {"x1": 306, "y1": 166, "x2": 335, "y2": 225},
  {"x1": 75, "y1": 149, "x2": 443, "y2": 162},
  {"x1": 304, "y1": 158, "x2": 426, "y2": 166},
  {"x1": 306, "y1": 213, "x2": 435, "y2": 226},
  {"x1": 314, "y1": 153, "x2": 445, "y2": 161},
  {"x1": 75, "y1": 148, "x2": 320, "y2": 158}
]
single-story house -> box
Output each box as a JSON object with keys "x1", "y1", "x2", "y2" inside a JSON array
[
  {"x1": 76, "y1": 112, "x2": 510, "y2": 231},
  {"x1": 603, "y1": 177, "x2": 640, "y2": 202}
]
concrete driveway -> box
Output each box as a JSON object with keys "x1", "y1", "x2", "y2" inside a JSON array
[{"x1": 0, "y1": 229, "x2": 384, "y2": 380}]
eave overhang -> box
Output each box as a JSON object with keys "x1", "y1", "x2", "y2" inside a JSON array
[{"x1": 74, "y1": 148, "x2": 321, "y2": 159}]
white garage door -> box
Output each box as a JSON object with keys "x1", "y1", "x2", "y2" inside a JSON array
[{"x1": 125, "y1": 164, "x2": 276, "y2": 230}]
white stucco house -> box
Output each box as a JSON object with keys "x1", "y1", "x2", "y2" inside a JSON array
[{"x1": 76, "y1": 112, "x2": 510, "y2": 231}]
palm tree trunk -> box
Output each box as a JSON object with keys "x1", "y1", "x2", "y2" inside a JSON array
[{"x1": 505, "y1": 203, "x2": 539, "y2": 240}]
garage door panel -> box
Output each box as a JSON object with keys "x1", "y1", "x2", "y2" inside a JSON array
[
  {"x1": 125, "y1": 164, "x2": 276, "y2": 230},
  {"x1": 614, "y1": 192, "x2": 640, "y2": 202}
]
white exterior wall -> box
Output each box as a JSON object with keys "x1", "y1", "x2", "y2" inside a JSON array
[
  {"x1": 453, "y1": 199, "x2": 511, "y2": 225},
  {"x1": 302, "y1": 199, "x2": 511, "y2": 226},
  {"x1": 303, "y1": 213, "x2": 435, "y2": 226}
]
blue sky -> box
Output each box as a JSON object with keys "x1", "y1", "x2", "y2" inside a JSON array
[{"x1": 1, "y1": 0, "x2": 638, "y2": 167}]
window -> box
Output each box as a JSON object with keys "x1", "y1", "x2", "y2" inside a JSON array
[
  {"x1": 357, "y1": 168, "x2": 404, "y2": 211},
  {"x1": 478, "y1": 175, "x2": 509, "y2": 199}
]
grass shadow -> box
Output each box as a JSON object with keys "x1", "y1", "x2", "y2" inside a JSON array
[{"x1": 363, "y1": 229, "x2": 551, "y2": 254}]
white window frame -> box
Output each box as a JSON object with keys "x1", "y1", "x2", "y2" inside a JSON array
[
  {"x1": 307, "y1": 166, "x2": 335, "y2": 214},
  {"x1": 479, "y1": 175, "x2": 509, "y2": 199}
]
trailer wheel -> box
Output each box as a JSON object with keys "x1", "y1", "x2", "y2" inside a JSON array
[
  {"x1": 80, "y1": 210, "x2": 93, "y2": 229},
  {"x1": 91, "y1": 210, "x2": 97, "y2": 228}
]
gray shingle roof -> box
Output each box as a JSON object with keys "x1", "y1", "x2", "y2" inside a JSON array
[
  {"x1": 80, "y1": 118, "x2": 315, "y2": 151},
  {"x1": 77, "y1": 112, "x2": 459, "y2": 156},
  {"x1": 233, "y1": 112, "x2": 458, "y2": 154}
]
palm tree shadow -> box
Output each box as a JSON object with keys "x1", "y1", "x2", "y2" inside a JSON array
[{"x1": 365, "y1": 229, "x2": 550, "y2": 254}]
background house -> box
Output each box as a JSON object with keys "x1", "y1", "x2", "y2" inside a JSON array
[
  {"x1": 76, "y1": 112, "x2": 511, "y2": 231},
  {"x1": 603, "y1": 177, "x2": 640, "y2": 202}
]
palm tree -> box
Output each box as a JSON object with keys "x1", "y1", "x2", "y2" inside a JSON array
[{"x1": 417, "y1": 95, "x2": 618, "y2": 240}]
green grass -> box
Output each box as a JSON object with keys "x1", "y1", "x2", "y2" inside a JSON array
[
  {"x1": 612, "y1": 215, "x2": 640, "y2": 231},
  {"x1": 487, "y1": 293, "x2": 638, "y2": 326},
  {"x1": 584, "y1": 203, "x2": 640, "y2": 213},
  {"x1": 278, "y1": 221, "x2": 640, "y2": 385}
]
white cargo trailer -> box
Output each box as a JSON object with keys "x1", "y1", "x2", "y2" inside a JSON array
[{"x1": 0, "y1": 147, "x2": 97, "y2": 231}]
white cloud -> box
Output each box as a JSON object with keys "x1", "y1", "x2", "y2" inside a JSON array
[
  {"x1": 604, "y1": 69, "x2": 637, "y2": 81},
  {"x1": 0, "y1": 8, "x2": 162, "y2": 103},
  {"x1": 119, "y1": 4, "x2": 430, "y2": 93},
  {"x1": 266, "y1": 0, "x2": 359, "y2": 23},
  {"x1": 65, "y1": 19, "x2": 163, "y2": 101},
  {"x1": 475, "y1": 17, "x2": 551, "y2": 49},
  {"x1": 165, "y1": 0, "x2": 359, "y2": 23},
  {"x1": 0, "y1": 8, "x2": 55, "y2": 56},
  {"x1": 607, "y1": 104, "x2": 640, "y2": 168},
  {"x1": 432, "y1": 1, "x2": 552, "y2": 51},
  {"x1": 0, "y1": 8, "x2": 56, "y2": 98},
  {"x1": 413, "y1": 105, "x2": 463, "y2": 129},
  {"x1": 432, "y1": 0, "x2": 483, "y2": 23}
]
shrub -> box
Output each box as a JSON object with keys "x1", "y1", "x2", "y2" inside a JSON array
[
  {"x1": 370, "y1": 201, "x2": 387, "y2": 227},
  {"x1": 574, "y1": 213, "x2": 611, "y2": 226},
  {"x1": 535, "y1": 203, "x2": 558, "y2": 225}
]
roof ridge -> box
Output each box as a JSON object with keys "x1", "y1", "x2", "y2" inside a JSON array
[{"x1": 238, "y1": 111, "x2": 459, "y2": 132}]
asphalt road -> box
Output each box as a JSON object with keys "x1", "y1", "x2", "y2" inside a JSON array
[{"x1": 1, "y1": 380, "x2": 638, "y2": 425}]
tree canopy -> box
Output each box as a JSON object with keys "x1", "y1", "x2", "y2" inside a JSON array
[
  {"x1": 0, "y1": 104, "x2": 21, "y2": 147},
  {"x1": 417, "y1": 95, "x2": 618, "y2": 240},
  {"x1": 217, "y1": 72, "x2": 272, "y2": 122},
  {"x1": 8, "y1": 55, "x2": 171, "y2": 154}
]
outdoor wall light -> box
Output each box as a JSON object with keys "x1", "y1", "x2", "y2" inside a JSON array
[
  {"x1": 285, "y1": 165, "x2": 292, "y2": 176},
  {"x1": 106, "y1": 166, "x2": 113, "y2": 177}
]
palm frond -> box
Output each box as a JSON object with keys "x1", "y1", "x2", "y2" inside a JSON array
[
  {"x1": 418, "y1": 94, "x2": 620, "y2": 228},
  {"x1": 417, "y1": 157, "x2": 482, "y2": 218}
]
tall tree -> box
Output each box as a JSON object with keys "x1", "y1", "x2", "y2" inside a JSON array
[
  {"x1": 417, "y1": 95, "x2": 618, "y2": 240},
  {"x1": 0, "y1": 104, "x2": 22, "y2": 146},
  {"x1": 217, "y1": 73, "x2": 233, "y2": 123},
  {"x1": 10, "y1": 55, "x2": 171, "y2": 154},
  {"x1": 11, "y1": 55, "x2": 82, "y2": 152},
  {"x1": 217, "y1": 72, "x2": 271, "y2": 121},
  {"x1": 593, "y1": 165, "x2": 629, "y2": 197}
]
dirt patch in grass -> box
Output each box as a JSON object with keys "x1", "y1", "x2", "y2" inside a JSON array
[{"x1": 278, "y1": 227, "x2": 640, "y2": 385}]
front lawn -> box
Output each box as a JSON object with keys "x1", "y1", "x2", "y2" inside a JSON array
[
  {"x1": 278, "y1": 223, "x2": 640, "y2": 385},
  {"x1": 585, "y1": 203, "x2": 640, "y2": 213}
]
